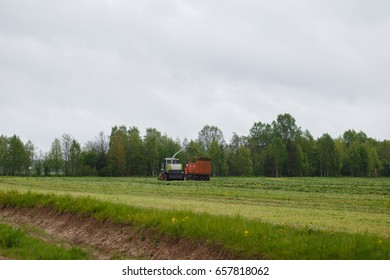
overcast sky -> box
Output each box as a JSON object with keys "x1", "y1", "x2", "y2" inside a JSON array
[{"x1": 1, "y1": 0, "x2": 390, "y2": 151}]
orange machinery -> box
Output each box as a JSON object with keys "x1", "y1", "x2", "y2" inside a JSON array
[{"x1": 184, "y1": 157, "x2": 211, "y2": 181}]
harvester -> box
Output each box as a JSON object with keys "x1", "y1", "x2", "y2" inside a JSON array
[
  {"x1": 158, "y1": 157, "x2": 184, "y2": 181},
  {"x1": 158, "y1": 148, "x2": 185, "y2": 181},
  {"x1": 158, "y1": 147, "x2": 212, "y2": 181}
]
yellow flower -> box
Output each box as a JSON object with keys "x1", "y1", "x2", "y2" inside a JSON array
[
  {"x1": 171, "y1": 217, "x2": 178, "y2": 223},
  {"x1": 377, "y1": 240, "x2": 382, "y2": 246},
  {"x1": 244, "y1": 230, "x2": 249, "y2": 236},
  {"x1": 182, "y1": 216, "x2": 189, "y2": 222}
]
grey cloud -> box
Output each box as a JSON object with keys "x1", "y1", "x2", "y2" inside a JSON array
[{"x1": 1, "y1": 0, "x2": 389, "y2": 151}]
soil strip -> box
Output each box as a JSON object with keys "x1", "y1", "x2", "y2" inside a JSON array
[{"x1": 0, "y1": 206, "x2": 233, "y2": 260}]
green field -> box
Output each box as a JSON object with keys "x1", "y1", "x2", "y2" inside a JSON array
[{"x1": 0, "y1": 176, "x2": 389, "y2": 259}]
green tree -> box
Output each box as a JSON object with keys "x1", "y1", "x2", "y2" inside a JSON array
[
  {"x1": 209, "y1": 139, "x2": 228, "y2": 176},
  {"x1": 160, "y1": 135, "x2": 182, "y2": 160},
  {"x1": 43, "y1": 153, "x2": 51, "y2": 176},
  {"x1": 343, "y1": 130, "x2": 367, "y2": 147},
  {"x1": 296, "y1": 130, "x2": 317, "y2": 176},
  {"x1": 48, "y1": 138, "x2": 64, "y2": 175},
  {"x1": 228, "y1": 133, "x2": 252, "y2": 176},
  {"x1": 6, "y1": 135, "x2": 28, "y2": 175},
  {"x1": 293, "y1": 143, "x2": 304, "y2": 176},
  {"x1": 266, "y1": 137, "x2": 287, "y2": 177},
  {"x1": 198, "y1": 125, "x2": 225, "y2": 151},
  {"x1": 0, "y1": 136, "x2": 7, "y2": 175},
  {"x1": 342, "y1": 131, "x2": 381, "y2": 177},
  {"x1": 179, "y1": 139, "x2": 207, "y2": 166},
  {"x1": 69, "y1": 139, "x2": 81, "y2": 176},
  {"x1": 91, "y1": 131, "x2": 109, "y2": 176},
  {"x1": 272, "y1": 113, "x2": 301, "y2": 143},
  {"x1": 144, "y1": 128, "x2": 162, "y2": 176},
  {"x1": 341, "y1": 129, "x2": 369, "y2": 175},
  {"x1": 78, "y1": 148, "x2": 99, "y2": 176},
  {"x1": 107, "y1": 126, "x2": 128, "y2": 176},
  {"x1": 229, "y1": 146, "x2": 253, "y2": 176},
  {"x1": 272, "y1": 113, "x2": 302, "y2": 176},
  {"x1": 379, "y1": 140, "x2": 390, "y2": 176},
  {"x1": 248, "y1": 122, "x2": 273, "y2": 176},
  {"x1": 334, "y1": 138, "x2": 345, "y2": 176},
  {"x1": 365, "y1": 141, "x2": 382, "y2": 177},
  {"x1": 349, "y1": 142, "x2": 368, "y2": 176},
  {"x1": 24, "y1": 140, "x2": 35, "y2": 175},
  {"x1": 34, "y1": 151, "x2": 44, "y2": 176},
  {"x1": 127, "y1": 127, "x2": 144, "y2": 176},
  {"x1": 317, "y1": 133, "x2": 338, "y2": 177},
  {"x1": 198, "y1": 125, "x2": 227, "y2": 176},
  {"x1": 61, "y1": 134, "x2": 72, "y2": 176}
]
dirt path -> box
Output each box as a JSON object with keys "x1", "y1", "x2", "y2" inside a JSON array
[{"x1": 0, "y1": 207, "x2": 233, "y2": 260}]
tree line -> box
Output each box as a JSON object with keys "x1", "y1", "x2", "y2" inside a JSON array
[{"x1": 1, "y1": 113, "x2": 390, "y2": 177}]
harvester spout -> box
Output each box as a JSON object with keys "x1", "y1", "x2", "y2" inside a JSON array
[{"x1": 172, "y1": 147, "x2": 186, "y2": 158}]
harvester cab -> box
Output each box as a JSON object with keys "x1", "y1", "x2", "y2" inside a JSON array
[{"x1": 159, "y1": 157, "x2": 184, "y2": 181}]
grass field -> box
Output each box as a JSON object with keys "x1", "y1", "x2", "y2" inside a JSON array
[{"x1": 0, "y1": 176, "x2": 389, "y2": 259}]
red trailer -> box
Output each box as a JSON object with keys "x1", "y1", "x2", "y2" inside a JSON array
[{"x1": 185, "y1": 157, "x2": 211, "y2": 181}]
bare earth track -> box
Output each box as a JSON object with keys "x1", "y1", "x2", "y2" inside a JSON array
[{"x1": 0, "y1": 207, "x2": 233, "y2": 260}]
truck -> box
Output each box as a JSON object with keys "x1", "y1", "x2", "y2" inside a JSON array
[{"x1": 185, "y1": 157, "x2": 211, "y2": 181}]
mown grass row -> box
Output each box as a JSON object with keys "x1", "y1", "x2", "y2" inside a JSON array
[
  {"x1": 1, "y1": 190, "x2": 389, "y2": 260},
  {"x1": 0, "y1": 222, "x2": 90, "y2": 260},
  {"x1": 1, "y1": 177, "x2": 388, "y2": 213}
]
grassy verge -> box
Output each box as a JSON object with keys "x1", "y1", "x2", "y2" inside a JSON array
[
  {"x1": 0, "y1": 222, "x2": 90, "y2": 260},
  {"x1": 1, "y1": 190, "x2": 389, "y2": 259}
]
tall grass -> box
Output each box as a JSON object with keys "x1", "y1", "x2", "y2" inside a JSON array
[{"x1": 1, "y1": 190, "x2": 389, "y2": 259}]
